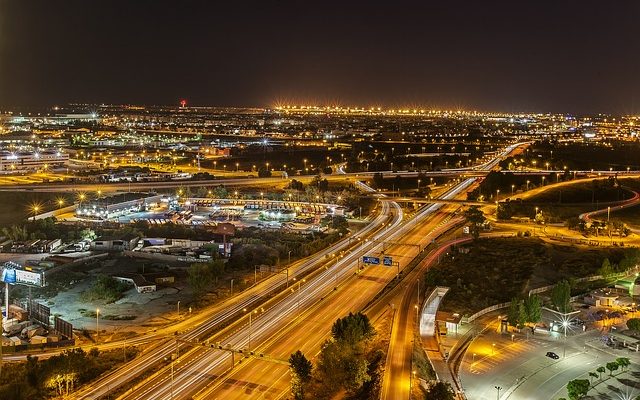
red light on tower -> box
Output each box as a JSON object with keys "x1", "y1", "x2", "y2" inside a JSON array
[{"x1": 180, "y1": 99, "x2": 187, "y2": 108}]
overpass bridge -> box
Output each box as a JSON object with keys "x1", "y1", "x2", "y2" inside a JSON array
[{"x1": 378, "y1": 197, "x2": 486, "y2": 206}]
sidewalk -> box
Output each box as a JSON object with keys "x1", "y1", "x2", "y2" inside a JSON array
[{"x1": 421, "y1": 313, "x2": 478, "y2": 395}]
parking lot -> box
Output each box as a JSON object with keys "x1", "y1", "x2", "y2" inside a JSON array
[{"x1": 461, "y1": 315, "x2": 640, "y2": 400}]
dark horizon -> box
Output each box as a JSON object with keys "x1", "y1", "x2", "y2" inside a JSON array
[{"x1": 2, "y1": 1, "x2": 640, "y2": 114}]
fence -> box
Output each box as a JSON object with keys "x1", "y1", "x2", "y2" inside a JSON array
[
  {"x1": 33, "y1": 204, "x2": 77, "y2": 220},
  {"x1": 466, "y1": 271, "x2": 632, "y2": 324},
  {"x1": 464, "y1": 302, "x2": 510, "y2": 323}
]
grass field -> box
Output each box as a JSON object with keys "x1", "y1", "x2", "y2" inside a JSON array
[
  {"x1": 0, "y1": 192, "x2": 74, "y2": 227},
  {"x1": 610, "y1": 204, "x2": 640, "y2": 228},
  {"x1": 506, "y1": 178, "x2": 640, "y2": 222},
  {"x1": 425, "y1": 237, "x2": 627, "y2": 315},
  {"x1": 523, "y1": 180, "x2": 635, "y2": 204}
]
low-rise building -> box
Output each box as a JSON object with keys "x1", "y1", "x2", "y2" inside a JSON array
[
  {"x1": 0, "y1": 150, "x2": 68, "y2": 171},
  {"x1": 91, "y1": 234, "x2": 140, "y2": 251}
]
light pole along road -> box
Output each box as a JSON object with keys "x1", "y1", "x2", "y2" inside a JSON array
[
  {"x1": 190, "y1": 137, "x2": 530, "y2": 400},
  {"x1": 114, "y1": 190, "x2": 403, "y2": 400},
  {"x1": 71, "y1": 141, "x2": 528, "y2": 399},
  {"x1": 120, "y1": 141, "x2": 526, "y2": 400},
  {"x1": 375, "y1": 141, "x2": 532, "y2": 400}
]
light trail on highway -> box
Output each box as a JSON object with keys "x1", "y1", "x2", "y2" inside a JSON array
[
  {"x1": 75, "y1": 141, "x2": 530, "y2": 399},
  {"x1": 72, "y1": 199, "x2": 392, "y2": 399}
]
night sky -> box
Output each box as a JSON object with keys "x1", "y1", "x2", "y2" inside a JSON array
[{"x1": 1, "y1": 1, "x2": 640, "y2": 114}]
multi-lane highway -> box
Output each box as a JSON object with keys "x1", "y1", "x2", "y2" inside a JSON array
[
  {"x1": 64, "y1": 141, "x2": 526, "y2": 399},
  {"x1": 189, "y1": 188, "x2": 470, "y2": 400},
  {"x1": 69, "y1": 140, "x2": 528, "y2": 399},
  {"x1": 112, "y1": 143, "x2": 528, "y2": 400},
  {"x1": 71, "y1": 199, "x2": 392, "y2": 399},
  {"x1": 376, "y1": 141, "x2": 533, "y2": 400},
  {"x1": 110, "y1": 197, "x2": 401, "y2": 400}
]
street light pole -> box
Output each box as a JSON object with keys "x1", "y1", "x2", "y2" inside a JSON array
[
  {"x1": 96, "y1": 308, "x2": 100, "y2": 343},
  {"x1": 495, "y1": 385, "x2": 502, "y2": 400},
  {"x1": 170, "y1": 356, "x2": 174, "y2": 399},
  {"x1": 177, "y1": 300, "x2": 180, "y2": 317}
]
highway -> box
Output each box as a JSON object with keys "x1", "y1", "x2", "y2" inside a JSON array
[
  {"x1": 189, "y1": 194, "x2": 469, "y2": 400},
  {"x1": 111, "y1": 154, "x2": 489, "y2": 400},
  {"x1": 112, "y1": 183, "x2": 405, "y2": 399},
  {"x1": 78, "y1": 141, "x2": 525, "y2": 400},
  {"x1": 71, "y1": 198, "x2": 392, "y2": 399},
  {"x1": 64, "y1": 141, "x2": 520, "y2": 399},
  {"x1": 376, "y1": 140, "x2": 533, "y2": 400}
]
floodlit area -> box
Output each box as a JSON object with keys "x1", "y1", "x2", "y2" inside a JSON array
[{"x1": 56, "y1": 193, "x2": 343, "y2": 232}]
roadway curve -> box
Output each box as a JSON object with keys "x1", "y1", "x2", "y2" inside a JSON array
[
  {"x1": 187, "y1": 142, "x2": 531, "y2": 400},
  {"x1": 579, "y1": 186, "x2": 640, "y2": 228}
]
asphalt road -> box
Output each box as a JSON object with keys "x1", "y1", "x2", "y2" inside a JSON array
[
  {"x1": 113, "y1": 172, "x2": 479, "y2": 399},
  {"x1": 461, "y1": 328, "x2": 638, "y2": 400},
  {"x1": 70, "y1": 141, "x2": 526, "y2": 399}
]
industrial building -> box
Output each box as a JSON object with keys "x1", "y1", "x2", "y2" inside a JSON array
[
  {"x1": 0, "y1": 150, "x2": 69, "y2": 171},
  {"x1": 75, "y1": 192, "x2": 166, "y2": 219}
]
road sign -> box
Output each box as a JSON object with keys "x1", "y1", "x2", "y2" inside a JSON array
[
  {"x1": 362, "y1": 256, "x2": 380, "y2": 265},
  {"x1": 383, "y1": 256, "x2": 393, "y2": 266}
]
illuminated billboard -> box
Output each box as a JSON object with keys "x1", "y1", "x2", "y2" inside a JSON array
[{"x1": 0, "y1": 262, "x2": 45, "y2": 287}]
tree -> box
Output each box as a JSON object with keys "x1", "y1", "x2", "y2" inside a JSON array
[
  {"x1": 289, "y1": 350, "x2": 312, "y2": 382},
  {"x1": 599, "y1": 258, "x2": 614, "y2": 279},
  {"x1": 289, "y1": 350, "x2": 312, "y2": 400},
  {"x1": 596, "y1": 366, "x2": 605, "y2": 379},
  {"x1": 331, "y1": 312, "x2": 375, "y2": 344},
  {"x1": 605, "y1": 361, "x2": 619, "y2": 376},
  {"x1": 551, "y1": 280, "x2": 571, "y2": 313},
  {"x1": 79, "y1": 228, "x2": 97, "y2": 241},
  {"x1": 616, "y1": 357, "x2": 630, "y2": 371},
  {"x1": 507, "y1": 298, "x2": 521, "y2": 327},
  {"x1": 566, "y1": 379, "x2": 590, "y2": 400},
  {"x1": 424, "y1": 381, "x2": 455, "y2": 400},
  {"x1": 316, "y1": 340, "x2": 349, "y2": 392},
  {"x1": 211, "y1": 186, "x2": 228, "y2": 199},
  {"x1": 463, "y1": 206, "x2": 485, "y2": 239},
  {"x1": 258, "y1": 167, "x2": 272, "y2": 178},
  {"x1": 372, "y1": 172, "x2": 385, "y2": 188},
  {"x1": 496, "y1": 203, "x2": 514, "y2": 220},
  {"x1": 342, "y1": 355, "x2": 371, "y2": 394},
  {"x1": 187, "y1": 263, "x2": 213, "y2": 300},
  {"x1": 523, "y1": 295, "x2": 542, "y2": 325},
  {"x1": 588, "y1": 371, "x2": 598, "y2": 383},
  {"x1": 627, "y1": 318, "x2": 640, "y2": 332}
]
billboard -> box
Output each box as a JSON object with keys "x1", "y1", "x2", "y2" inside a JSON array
[
  {"x1": 1, "y1": 267, "x2": 16, "y2": 283},
  {"x1": 30, "y1": 300, "x2": 50, "y2": 327},
  {"x1": 54, "y1": 316, "x2": 73, "y2": 339},
  {"x1": 0, "y1": 262, "x2": 45, "y2": 287}
]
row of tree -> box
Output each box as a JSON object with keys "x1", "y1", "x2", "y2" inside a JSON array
[
  {"x1": 0, "y1": 347, "x2": 137, "y2": 399},
  {"x1": 561, "y1": 357, "x2": 631, "y2": 400}
]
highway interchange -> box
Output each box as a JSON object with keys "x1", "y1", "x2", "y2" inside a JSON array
[
  {"x1": 4, "y1": 140, "x2": 638, "y2": 400},
  {"x1": 61, "y1": 141, "x2": 525, "y2": 400}
]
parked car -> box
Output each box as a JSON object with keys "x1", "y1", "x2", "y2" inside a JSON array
[{"x1": 546, "y1": 352, "x2": 559, "y2": 360}]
